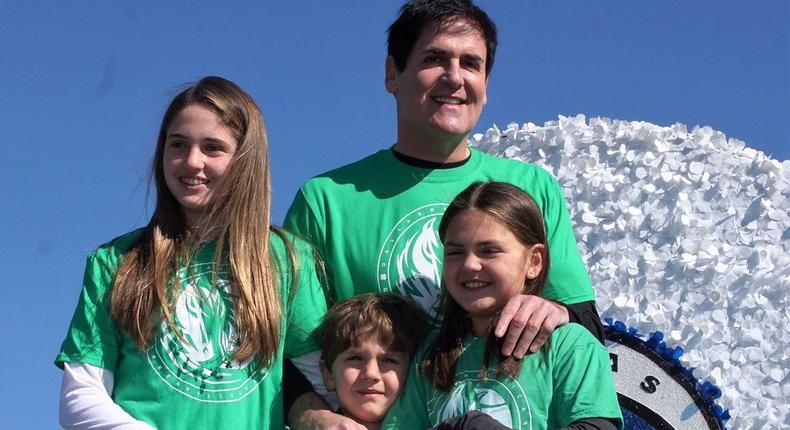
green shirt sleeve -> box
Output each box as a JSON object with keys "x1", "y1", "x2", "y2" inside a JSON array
[
  {"x1": 55, "y1": 250, "x2": 123, "y2": 371},
  {"x1": 284, "y1": 188, "x2": 325, "y2": 255},
  {"x1": 549, "y1": 326, "x2": 623, "y2": 429},
  {"x1": 540, "y1": 173, "x2": 594, "y2": 304},
  {"x1": 281, "y1": 236, "x2": 328, "y2": 359}
]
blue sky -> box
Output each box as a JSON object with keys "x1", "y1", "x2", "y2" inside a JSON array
[{"x1": 1, "y1": 1, "x2": 787, "y2": 427}]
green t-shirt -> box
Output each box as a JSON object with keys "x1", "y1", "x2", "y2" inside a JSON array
[
  {"x1": 55, "y1": 229, "x2": 327, "y2": 430},
  {"x1": 285, "y1": 147, "x2": 593, "y2": 318},
  {"x1": 383, "y1": 324, "x2": 623, "y2": 430}
]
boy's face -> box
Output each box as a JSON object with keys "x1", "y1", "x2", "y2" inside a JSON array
[{"x1": 320, "y1": 334, "x2": 409, "y2": 425}]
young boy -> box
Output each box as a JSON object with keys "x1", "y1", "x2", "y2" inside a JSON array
[{"x1": 317, "y1": 293, "x2": 428, "y2": 430}]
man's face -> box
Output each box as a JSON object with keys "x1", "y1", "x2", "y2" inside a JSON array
[{"x1": 386, "y1": 20, "x2": 489, "y2": 145}]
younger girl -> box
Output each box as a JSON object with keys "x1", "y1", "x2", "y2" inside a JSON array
[
  {"x1": 383, "y1": 182, "x2": 622, "y2": 430},
  {"x1": 56, "y1": 76, "x2": 326, "y2": 430}
]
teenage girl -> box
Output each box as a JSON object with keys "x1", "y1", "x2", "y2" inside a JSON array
[
  {"x1": 56, "y1": 76, "x2": 326, "y2": 430},
  {"x1": 383, "y1": 182, "x2": 623, "y2": 430}
]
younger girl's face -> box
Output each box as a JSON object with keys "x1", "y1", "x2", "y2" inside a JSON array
[
  {"x1": 163, "y1": 105, "x2": 238, "y2": 226},
  {"x1": 443, "y1": 209, "x2": 544, "y2": 336}
]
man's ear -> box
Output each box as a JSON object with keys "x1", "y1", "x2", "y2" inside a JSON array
[
  {"x1": 385, "y1": 56, "x2": 399, "y2": 94},
  {"x1": 524, "y1": 244, "x2": 546, "y2": 280},
  {"x1": 482, "y1": 75, "x2": 489, "y2": 106},
  {"x1": 319, "y1": 359, "x2": 335, "y2": 391}
]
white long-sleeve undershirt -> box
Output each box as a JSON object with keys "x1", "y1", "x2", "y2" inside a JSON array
[{"x1": 59, "y1": 362, "x2": 156, "y2": 430}]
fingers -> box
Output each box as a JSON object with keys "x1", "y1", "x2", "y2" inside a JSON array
[
  {"x1": 512, "y1": 305, "x2": 554, "y2": 358},
  {"x1": 295, "y1": 408, "x2": 368, "y2": 430},
  {"x1": 496, "y1": 295, "x2": 570, "y2": 359},
  {"x1": 494, "y1": 295, "x2": 522, "y2": 338},
  {"x1": 324, "y1": 414, "x2": 369, "y2": 430}
]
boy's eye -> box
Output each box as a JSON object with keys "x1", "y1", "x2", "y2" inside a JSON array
[
  {"x1": 383, "y1": 357, "x2": 401, "y2": 365},
  {"x1": 345, "y1": 355, "x2": 362, "y2": 362}
]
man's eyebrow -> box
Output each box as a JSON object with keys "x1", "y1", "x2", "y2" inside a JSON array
[
  {"x1": 461, "y1": 53, "x2": 484, "y2": 63},
  {"x1": 421, "y1": 47, "x2": 447, "y2": 55}
]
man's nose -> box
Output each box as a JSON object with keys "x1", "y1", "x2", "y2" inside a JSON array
[{"x1": 443, "y1": 61, "x2": 463, "y2": 87}]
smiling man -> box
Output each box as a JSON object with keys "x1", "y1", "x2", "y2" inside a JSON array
[{"x1": 285, "y1": 1, "x2": 605, "y2": 427}]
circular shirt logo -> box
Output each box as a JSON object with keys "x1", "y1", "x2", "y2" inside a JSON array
[
  {"x1": 376, "y1": 204, "x2": 447, "y2": 320},
  {"x1": 147, "y1": 261, "x2": 269, "y2": 403},
  {"x1": 431, "y1": 370, "x2": 532, "y2": 429}
]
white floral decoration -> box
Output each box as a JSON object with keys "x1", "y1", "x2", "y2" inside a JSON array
[{"x1": 472, "y1": 115, "x2": 789, "y2": 430}]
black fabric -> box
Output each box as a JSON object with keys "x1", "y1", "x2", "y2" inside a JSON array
[
  {"x1": 392, "y1": 148, "x2": 472, "y2": 169},
  {"x1": 564, "y1": 300, "x2": 605, "y2": 344},
  {"x1": 560, "y1": 417, "x2": 620, "y2": 430},
  {"x1": 283, "y1": 359, "x2": 314, "y2": 417},
  {"x1": 430, "y1": 411, "x2": 510, "y2": 430}
]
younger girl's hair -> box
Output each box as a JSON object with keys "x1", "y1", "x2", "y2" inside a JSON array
[
  {"x1": 111, "y1": 76, "x2": 288, "y2": 367},
  {"x1": 424, "y1": 181, "x2": 550, "y2": 391}
]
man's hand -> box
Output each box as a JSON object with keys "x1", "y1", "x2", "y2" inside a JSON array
[
  {"x1": 293, "y1": 409, "x2": 367, "y2": 430},
  {"x1": 288, "y1": 393, "x2": 367, "y2": 430},
  {"x1": 494, "y1": 295, "x2": 569, "y2": 358}
]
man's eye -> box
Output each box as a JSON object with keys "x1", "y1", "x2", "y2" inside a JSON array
[
  {"x1": 424, "y1": 54, "x2": 440, "y2": 63},
  {"x1": 464, "y1": 62, "x2": 481, "y2": 71}
]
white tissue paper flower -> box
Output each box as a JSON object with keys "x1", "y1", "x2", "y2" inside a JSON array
[{"x1": 472, "y1": 115, "x2": 789, "y2": 430}]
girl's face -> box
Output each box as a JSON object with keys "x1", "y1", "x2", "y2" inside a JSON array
[
  {"x1": 163, "y1": 105, "x2": 238, "y2": 226},
  {"x1": 442, "y1": 209, "x2": 545, "y2": 336}
]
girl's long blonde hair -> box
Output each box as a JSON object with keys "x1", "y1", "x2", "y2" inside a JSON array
[{"x1": 111, "y1": 76, "x2": 287, "y2": 367}]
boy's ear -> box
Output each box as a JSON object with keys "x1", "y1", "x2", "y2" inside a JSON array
[
  {"x1": 524, "y1": 244, "x2": 546, "y2": 280},
  {"x1": 319, "y1": 359, "x2": 335, "y2": 392}
]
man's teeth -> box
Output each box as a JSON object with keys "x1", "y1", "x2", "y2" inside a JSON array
[
  {"x1": 434, "y1": 96, "x2": 462, "y2": 104},
  {"x1": 180, "y1": 177, "x2": 208, "y2": 185}
]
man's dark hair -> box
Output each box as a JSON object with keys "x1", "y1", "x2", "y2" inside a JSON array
[{"x1": 387, "y1": 0, "x2": 498, "y2": 76}]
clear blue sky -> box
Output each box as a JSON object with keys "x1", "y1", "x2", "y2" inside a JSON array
[{"x1": 1, "y1": 1, "x2": 787, "y2": 427}]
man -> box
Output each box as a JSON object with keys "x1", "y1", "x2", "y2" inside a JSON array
[{"x1": 286, "y1": 1, "x2": 604, "y2": 427}]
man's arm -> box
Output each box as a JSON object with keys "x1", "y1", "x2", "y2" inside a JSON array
[
  {"x1": 494, "y1": 298, "x2": 604, "y2": 358},
  {"x1": 565, "y1": 300, "x2": 605, "y2": 343}
]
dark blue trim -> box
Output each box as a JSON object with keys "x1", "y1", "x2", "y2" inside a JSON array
[{"x1": 604, "y1": 318, "x2": 731, "y2": 429}]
